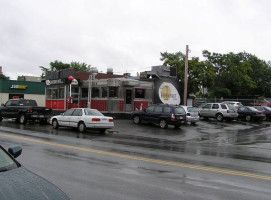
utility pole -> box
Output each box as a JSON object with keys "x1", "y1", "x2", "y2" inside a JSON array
[{"x1": 183, "y1": 45, "x2": 189, "y2": 106}]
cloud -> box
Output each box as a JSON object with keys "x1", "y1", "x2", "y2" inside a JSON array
[{"x1": 1, "y1": 0, "x2": 271, "y2": 80}]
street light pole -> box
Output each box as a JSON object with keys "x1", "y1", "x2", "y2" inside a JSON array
[
  {"x1": 87, "y1": 67, "x2": 98, "y2": 108},
  {"x1": 184, "y1": 45, "x2": 189, "y2": 106}
]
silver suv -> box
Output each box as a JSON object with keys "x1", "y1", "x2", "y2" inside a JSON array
[{"x1": 198, "y1": 103, "x2": 238, "y2": 121}]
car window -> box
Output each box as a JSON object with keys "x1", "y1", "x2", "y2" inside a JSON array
[
  {"x1": 19, "y1": 100, "x2": 37, "y2": 106},
  {"x1": 154, "y1": 106, "x2": 163, "y2": 113},
  {"x1": 174, "y1": 107, "x2": 186, "y2": 114},
  {"x1": 221, "y1": 104, "x2": 227, "y2": 109},
  {"x1": 163, "y1": 107, "x2": 171, "y2": 113},
  {"x1": 5, "y1": 101, "x2": 12, "y2": 106},
  {"x1": 248, "y1": 107, "x2": 258, "y2": 112},
  {"x1": 212, "y1": 104, "x2": 219, "y2": 109},
  {"x1": 203, "y1": 104, "x2": 211, "y2": 109},
  {"x1": 0, "y1": 147, "x2": 17, "y2": 170},
  {"x1": 226, "y1": 104, "x2": 235, "y2": 109},
  {"x1": 187, "y1": 107, "x2": 198, "y2": 112},
  {"x1": 239, "y1": 107, "x2": 246, "y2": 111},
  {"x1": 145, "y1": 106, "x2": 155, "y2": 113},
  {"x1": 63, "y1": 109, "x2": 75, "y2": 116},
  {"x1": 84, "y1": 109, "x2": 104, "y2": 116},
  {"x1": 72, "y1": 109, "x2": 82, "y2": 116}
]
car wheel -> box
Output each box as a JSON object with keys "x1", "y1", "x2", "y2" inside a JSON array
[
  {"x1": 78, "y1": 122, "x2": 86, "y2": 133},
  {"x1": 0, "y1": 114, "x2": 2, "y2": 122},
  {"x1": 133, "y1": 115, "x2": 141, "y2": 124},
  {"x1": 159, "y1": 119, "x2": 168, "y2": 129},
  {"x1": 245, "y1": 115, "x2": 251, "y2": 122},
  {"x1": 216, "y1": 113, "x2": 223, "y2": 122},
  {"x1": 174, "y1": 125, "x2": 180, "y2": 129},
  {"x1": 191, "y1": 122, "x2": 196, "y2": 125},
  {"x1": 52, "y1": 119, "x2": 59, "y2": 129},
  {"x1": 19, "y1": 114, "x2": 27, "y2": 124}
]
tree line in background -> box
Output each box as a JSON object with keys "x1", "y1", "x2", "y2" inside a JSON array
[
  {"x1": 39, "y1": 61, "x2": 91, "y2": 79},
  {"x1": 1, "y1": 50, "x2": 270, "y2": 98},
  {"x1": 160, "y1": 50, "x2": 271, "y2": 99}
]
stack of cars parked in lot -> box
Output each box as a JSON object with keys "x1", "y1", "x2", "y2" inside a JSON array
[
  {"x1": 198, "y1": 102, "x2": 238, "y2": 122},
  {"x1": 197, "y1": 101, "x2": 267, "y2": 122}
]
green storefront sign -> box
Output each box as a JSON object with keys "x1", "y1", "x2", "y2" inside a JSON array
[{"x1": 0, "y1": 80, "x2": 45, "y2": 94}]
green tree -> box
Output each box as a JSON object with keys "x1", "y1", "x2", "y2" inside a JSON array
[
  {"x1": 203, "y1": 50, "x2": 257, "y2": 97},
  {"x1": 160, "y1": 51, "x2": 216, "y2": 96},
  {"x1": 40, "y1": 60, "x2": 91, "y2": 79},
  {"x1": 0, "y1": 74, "x2": 9, "y2": 80}
]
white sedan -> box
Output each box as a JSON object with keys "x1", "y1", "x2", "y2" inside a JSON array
[{"x1": 50, "y1": 108, "x2": 114, "y2": 133}]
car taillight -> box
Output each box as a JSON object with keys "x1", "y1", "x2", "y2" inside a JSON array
[
  {"x1": 92, "y1": 118, "x2": 101, "y2": 122},
  {"x1": 29, "y1": 107, "x2": 33, "y2": 113},
  {"x1": 171, "y1": 114, "x2": 175, "y2": 120},
  {"x1": 109, "y1": 119, "x2": 114, "y2": 122}
]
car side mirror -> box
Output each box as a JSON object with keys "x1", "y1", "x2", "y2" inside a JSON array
[{"x1": 8, "y1": 146, "x2": 22, "y2": 158}]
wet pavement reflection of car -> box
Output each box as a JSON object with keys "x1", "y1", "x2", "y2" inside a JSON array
[{"x1": 0, "y1": 145, "x2": 69, "y2": 200}]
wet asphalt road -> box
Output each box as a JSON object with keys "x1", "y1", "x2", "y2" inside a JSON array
[{"x1": 1, "y1": 119, "x2": 271, "y2": 200}]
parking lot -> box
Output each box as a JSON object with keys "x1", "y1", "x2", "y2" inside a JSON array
[{"x1": 1, "y1": 117, "x2": 271, "y2": 200}]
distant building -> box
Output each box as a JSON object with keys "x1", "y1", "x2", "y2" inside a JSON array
[
  {"x1": 0, "y1": 79, "x2": 46, "y2": 106},
  {"x1": 17, "y1": 75, "x2": 42, "y2": 82}
]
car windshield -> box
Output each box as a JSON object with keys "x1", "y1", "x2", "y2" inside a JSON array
[
  {"x1": 226, "y1": 104, "x2": 236, "y2": 110},
  {"x1": 247, "y1": 106, "x2": 259, "y2": 111},
  {"x1": 187, "y1": 107, "x2": 198, "y2": 112},
  {"x1": 265, "y1": 107, "x2": 271, "y2": 111},
  {"x1": 84, "y1": 109, "x2": 104, "y2": 116},
  {"x1": 0, "y1": 147, "x2": 17, "y2": 172},
  {"x1": 174, "y1": 107, "x2": 186, "y2": 114}
]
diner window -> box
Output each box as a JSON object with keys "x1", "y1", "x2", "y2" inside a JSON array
[
  {"x1": 81, "y1": 88, "x2": 88, "y2": 98},
  {"x1": 102, "y1": 87, "x2": 107, "y2": 98},
  {"x1": 109, "y1": 87, "x2": 118, "y2": 98},
  {"x1": 135, "y1": 88, "x2": 145, "y2": 98},
  {"x1": 92, "y1": 87, "x2": 100, "y2": 98},
  {"x1": 46, "y1": 87, "x2": 65, "y2": 99}
]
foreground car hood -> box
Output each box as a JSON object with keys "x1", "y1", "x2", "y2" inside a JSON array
[{"x1": 0, "y1": 167, "x2": 69, "y2": 200}]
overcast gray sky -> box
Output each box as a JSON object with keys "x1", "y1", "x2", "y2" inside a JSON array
[{"x1": 1, "y1": 0, "x2": 270, "y2": 80}]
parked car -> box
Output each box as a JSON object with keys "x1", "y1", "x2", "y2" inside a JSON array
[
  {"x1": 0, "y1": 99, "x2": 52, "y2": 124},
  {"x1": 254, "y1": 106, "x2": 271, "y2": 120},
  {"x1": 221, "y1": 101, "x2": 243, "y2": 108},
  {"x1": 237, "y1": 106, "x2": 266, "y2": 122},
  {"x1": 0, "y1": 145, "x2": 69, "y2": 200},
  {"x1": 181, "y1": 106, "x2": 199, "y2": 125},
  {"x1": 131, "y1": 104, "x2": 186, "y2": 129},
  {"x1": 50, "y1": 108, "x2": 114, "y2": 133},
  {"x1": 250, "y1": 99, "x2": 271, "y2": 107},
  {"x1": 198, "y1": 103, "x2": 238, "y2": 122}
]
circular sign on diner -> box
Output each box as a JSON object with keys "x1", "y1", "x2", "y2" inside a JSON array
[{"x1": 158, "y1": 82, "x2": 181, "y2": 105}]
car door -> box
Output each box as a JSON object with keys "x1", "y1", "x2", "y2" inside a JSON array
[
  {"x1": 152, "y1": 105, "x2": 163, "y2": 124},
  {"x1": 210, "y1": 103, "x2": 220, "y2": 117},
  {"x1": 200, "y1": 103, "x2": 212, "y2": 117},
  {"x1": 237, "y1": 107, "x2": 247, "y2": 118},
  {"x1": 1, "y1": 100, "x2": 14, "y2": 117},
  {"x1": 58, "y1": 109, "x2": 75, "y2": 127},
  {"x1": 141, "y1": 105, "x2": 156, "y2": 122},
  {"x1": 69, "y1": 109, "x2": 83, "y2": 127}
]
